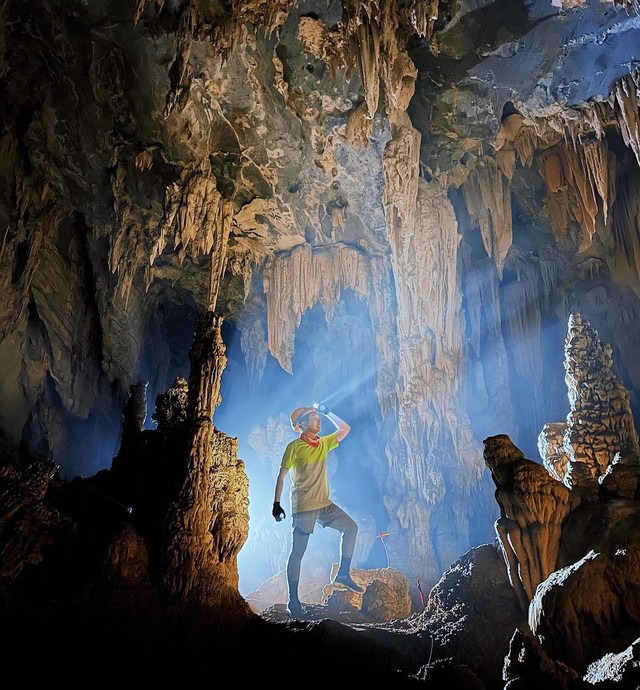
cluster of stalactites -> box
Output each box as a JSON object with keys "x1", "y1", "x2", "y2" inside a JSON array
[
  {"x1": 299, "y1": 1, "x2": 435, "y2": 144},
  {"x1": 342, "y1": 0, "x2": 434, "y2": 123},
  {"x1": 608, "y1": 0, "x2": 640, "y2": 18},
  {"x1": 537, "y1": 136, "x2": 617, "y2": 251},
  {"x1": 262, "y1": 242, "x2": 370, "y2": 373},
  {"x1": 461, "y1": 157, "x2": 513, "y2": 279},
  {"x1": 109, "y1": 158, "x2": 233, "y2": 306},
  {"x1": 134, "y1": 0, "x2": 293, "y2": 57},
  {"x1": 538, "y1": 313, "x2": 639, "y2": 488},
  {"x1": 468, "y1": 69, "x2": 640, "y2": 272}
]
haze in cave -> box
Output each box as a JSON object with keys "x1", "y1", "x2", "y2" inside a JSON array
[{"x1": 2, "y1": 1, "x2": 640, "y2": 688}]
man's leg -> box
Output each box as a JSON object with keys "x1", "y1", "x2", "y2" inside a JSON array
[
  {"x1": 286, "y1": 526, "x2": 310, "y2": 612},
  {"x1": 318, "y1": 505, "x2": 363, "y2": 593},
  {"x1": 286, "y1": 510, "x2": 318, "y2": 615}
]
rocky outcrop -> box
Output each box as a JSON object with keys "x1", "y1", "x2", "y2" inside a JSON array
[
  {"x1": 538, "y1": 313, "x2": 639, "y2": 488},
  {"x1": 484, "y1": 434, "x2": 571, "y2": 612},
  {"x1": 418, "y1": 543, "x2": 523, "y2": 690},
  {"x1": 482, "y1": 314, "x2": 640, "y2": 687},
  {"x1": 1, "y1": 309, "x2": 252, "y2": 624}
]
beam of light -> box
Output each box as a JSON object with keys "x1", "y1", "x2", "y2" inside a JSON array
[{"x1": 315, "y1": 360, "x2": 380, "y2": 409}]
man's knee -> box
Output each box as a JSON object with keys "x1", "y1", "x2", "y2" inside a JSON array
[{"x1": 334, "y1": 514, "x2": 357, "y2": 536}]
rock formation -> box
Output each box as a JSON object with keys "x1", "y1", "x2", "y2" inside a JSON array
[
  {"x1": 480, "y1": 313, "x2": 640, "y2": 688},
  {"x1": 539, "y1": 313, "x2": 639, "y2": 488},
  {"x1": 2, "y1": 2, "x2": 640, "y2": 685}
]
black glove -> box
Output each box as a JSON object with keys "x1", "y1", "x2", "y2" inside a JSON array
[
  {"x1": 314, "y1": 402, "x2": 331, "y2": 415},
  {"x1": 272, "y1": 501, "x2": 286, "y2": 522}
]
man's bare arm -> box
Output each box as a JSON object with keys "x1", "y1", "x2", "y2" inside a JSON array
[
  {"x1": 325, "y1": 410, "x2": 351, "y2": 442},
  {"x1": 274, "y1": 466, "x2": 289, "y2": 502}
]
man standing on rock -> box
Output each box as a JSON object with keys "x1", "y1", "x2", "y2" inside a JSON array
[{"x1": 272, "y1": 402, "x2": 363, "y2": 616}]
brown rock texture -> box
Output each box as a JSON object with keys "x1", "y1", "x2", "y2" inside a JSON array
[
  {"x1": 538, "y1": 313, "x2": 640, "y2": 489},
  {"x1": 484, "y1": 434, "x2": 571, "y2": 610},
  {"x1": 529, "y1": 544, "x2": 640, "y2": 673}
]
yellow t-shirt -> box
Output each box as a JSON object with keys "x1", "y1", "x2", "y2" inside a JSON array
[{"x1": 280, "y1": 433, "x2": 339, "y2": 512}]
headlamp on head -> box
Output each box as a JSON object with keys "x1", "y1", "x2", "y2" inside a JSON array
[{"x1": 290, "y1": 406, "x2": 315, "y2": 432}]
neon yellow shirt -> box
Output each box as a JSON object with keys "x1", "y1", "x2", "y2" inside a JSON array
[{"x1": 280, "y1": 432, "x2": 339, "y2": 512}]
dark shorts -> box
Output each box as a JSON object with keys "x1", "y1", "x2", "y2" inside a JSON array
[{"x1": 292, "y1": 502, "x2": 353, "y2": 535}]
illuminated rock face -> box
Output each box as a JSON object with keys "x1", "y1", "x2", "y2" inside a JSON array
[
  {"x1": 538, "y1": 313, "x2": 639, "y2": 488},
  {"x1": 482, "y1": 313, "x2": 640, "y2": 683},
  {"x1": 484, "y1": 433, "x2": 572, "y2": 611},
  {"x1": 2, "y1": 0, "x2": 640, "y2": 602},
  {"x1": 488, "y1": 313, "x2": 639, "y2": 611}
]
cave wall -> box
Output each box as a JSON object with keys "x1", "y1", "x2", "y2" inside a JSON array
[{"x1": 1, "y1": 0, "x2": 640, "y2": 596}]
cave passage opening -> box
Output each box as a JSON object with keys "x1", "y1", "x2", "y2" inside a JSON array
[{"x1": 217, "y1": 288, "x2": 390, "y2": 597}]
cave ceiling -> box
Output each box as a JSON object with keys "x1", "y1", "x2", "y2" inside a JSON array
[{"x1": 2, "y1": 0, "x2": 640, "y2": 591}]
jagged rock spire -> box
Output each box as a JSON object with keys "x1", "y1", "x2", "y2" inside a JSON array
[{"x1": 539, "y1": 313, "x2": 639, "y2": 488}]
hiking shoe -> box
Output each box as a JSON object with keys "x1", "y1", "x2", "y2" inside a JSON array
[
  {"x1": 332, "y1": 572, "x2": 364, "y2": 593},
  {"x1": 286, "y1": 599, "x2": 303, "y2": 617}
]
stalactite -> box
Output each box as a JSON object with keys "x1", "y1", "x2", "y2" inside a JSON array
[
  {"x1": 610, "y1": 164, "x2": 640, "y2": 289},
  {"x1": 239, "y1": 313, "x2": 268, "y2": 387},
  {"x1": 133, "y1": 0, "x2": 164, "y2": 25},
  {"x1": 109, "y1": 159, "x2": 233, "y2": 305},
  {"x1": 381, "y1": 26, "x2": 417, "y2": 117},
  {"x1": 607, "y1": 0, "x2": 640, "y2": 13},
  {"x1": 501, "y1": 268, "x2": 543, "y2": 381},
  {"x1": 154, "y1": 161, "x2": 233, "y2": 270},
  {"x1": 462, "y1": 157, "x2": 512, "y2": 279},
  {"x1": 344, "y1": 3, "x2": 382, "y2": 119},
  {"x1": 366, "y1": 254, "x2": 400, "y2": 419},
  {"x1": 563, "y1": 139, "x2": 602, "y2": 250},
  {"x1": 492, "y1": 71, "x2": 639, "y2": 256},
  {"x1": 263, "y1": 243, "x2": 370, "y2": 373},
  {"x1": 379, "y1": 146, "x2": 485, "y2": 582},
  {"x1": 135, "y1": 0, "x2": 293, "y2": 59},
  {"x1": 228, "y1": 247, "x2": 261, "y2": 302},
  {"x1": 537, "y1": 137, "x2": 616, "y2": 251},
  {"x1": 342, "y1": 0, "x2": 427, "y2": 128},
  {"x1": 109, "y1": 162, "x2": 147, "y2": 305},
  {"x1": 609, "y1": 69, "x2": 640, "y2": 166},
  {"x1": 382, "y1": 112, "x2": 420, "y2": 231}
]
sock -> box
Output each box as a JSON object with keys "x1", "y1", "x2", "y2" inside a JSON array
[
  {"x1": 338, "y1": 557, "x2": 351, "y2": 575},
  {"x1": 288, "y1": 580, "x2": 300, "y2": 602}
]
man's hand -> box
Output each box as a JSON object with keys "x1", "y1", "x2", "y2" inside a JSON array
[
  {"x1": 313, "y1": 402, "x2": 331, "y2": 415},
  {"x1": 272, "y1": 501, "x2": 286, "y2": 522}
]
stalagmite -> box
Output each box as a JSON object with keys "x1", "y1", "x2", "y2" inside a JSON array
[
  {"x1": 484, "y1": 434, "x2": 571, "y2": 611},
  {"x1": 161, "y1": 311, "x2": 249, "y2": 605},
  {"x1": 538, "y1": 313, "x2": 639, "y2": 487}
]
